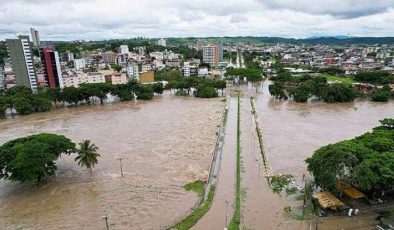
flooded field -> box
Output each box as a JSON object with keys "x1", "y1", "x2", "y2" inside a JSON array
[
  {"x1": 0, "y1": 94, "x2": 224, "y2": 230},
  {"x1": 256, "y1": 80, "x2": 394, "y2": 179}
]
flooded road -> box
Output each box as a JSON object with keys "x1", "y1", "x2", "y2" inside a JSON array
[{"x1": 0, "y1": 94, "x2": 224, "y2": 230}]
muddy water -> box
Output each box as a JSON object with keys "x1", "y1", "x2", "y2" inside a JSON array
[
  {"x1": 0, "y1": 94, "x2": 224, "y2": 230},
  {"x1": 240, "y1": 97, "x2": 307, "y2": 230},
  {"x1": 256, "y1": 80, "x2": 393, "y2": 179}
]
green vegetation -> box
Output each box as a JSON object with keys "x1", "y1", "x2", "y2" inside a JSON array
[
  {"x1": 270, "y1": 175, "x2": 294, "y2": 193},
  {"x1": 0, "y1": 134, "x2": 75, "y2": 182},
  {"x1": 354, "y1": 71, "x2": 394, "y2": 85},
  {"x1": 319, "y1": 67, "x2": 345, "y2": 76},
  {"x1": 75, "y1": 140, "x2": 100, "y2": 172},
  {"x1": 269, "y1": 72, "x2": 357, "y2": 103},
  {"x1": 315, "y1": 74, "x2": 355, "y2": 84},
  {"x1": 0, "y1": 133, "x2": 100, "y2": 183},
  {"x1": 371, "y1": 85, "x2": 393, "y2": 102},
  {"x1": 228, "y1": 94, "x2": 241, "y2": 230},
  {"x1": 0, "y1": 80, "x2": 155, "y2": 118},
  {"x1": 306, "y1": 119, "x2": 394, "y2": 195},
  {"x1": 183, "y1": 180, "x2": 205, "y2": 198},
  {"x1": 172, "y1": 185, "x2": 215, "y2": 230}
]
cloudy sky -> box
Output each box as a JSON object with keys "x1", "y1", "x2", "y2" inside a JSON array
[{"x1": 1, "y1": 0, "x2": 394, "y2": 41}]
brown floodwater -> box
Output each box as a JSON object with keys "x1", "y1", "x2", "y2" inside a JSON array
[
  {"x1": 256, "y1": 80, "x2": 393, "y2": 179},
  {"x1": 0, "y1": 94, "x2": 224, "y2": 230}
]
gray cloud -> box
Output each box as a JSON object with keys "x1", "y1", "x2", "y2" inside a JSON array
[
  {"x1": 259, "y1": 0, "x2": 394, "y2": 18},
  {"x1": 0, "y1": 0, "x2": 393, "y2": 40}
]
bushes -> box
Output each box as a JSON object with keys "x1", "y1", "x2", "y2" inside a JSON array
[
  {"x1": 321, "y1": 83, "x2": 356, "y2": 103},
  {"x1": 354, "y1": 71, "x2": 394, "y2": 85},
  {"x1": 371, "y1": 86, "x2": 391, "y2": 102},
  {"x1": 194, "y1": 86, "x2": 218, "y2": 98}
]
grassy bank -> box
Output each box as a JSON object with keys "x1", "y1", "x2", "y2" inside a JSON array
[
  {"x1": 228, "y1": 94, "x2": 241, "y2": 230},
  {"x1": 172, "y1": 186, "x2": 216, "y2": 230},
  {"x1": 183, "y1": 180, "x2": 205, "y2": 198}
]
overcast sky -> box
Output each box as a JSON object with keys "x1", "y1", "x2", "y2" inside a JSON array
[{"x1": 1, "y1": 0, "x2": 394, "y2": 41}]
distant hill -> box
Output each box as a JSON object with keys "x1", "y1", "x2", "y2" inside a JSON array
[{"x1": 167, "y1": 36, "x2": 394, "y2": 46}]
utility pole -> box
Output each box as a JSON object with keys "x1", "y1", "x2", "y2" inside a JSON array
[
  {"x1": 118, "y1": 158, "x2": 123, "y2": 177},
  {"x1": 102, "y1": 215, "x2": 109, "y2": 230}
]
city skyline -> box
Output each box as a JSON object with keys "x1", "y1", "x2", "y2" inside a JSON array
[{"x1": 1, "y1": 0, "x2": 394, "y2": 41}]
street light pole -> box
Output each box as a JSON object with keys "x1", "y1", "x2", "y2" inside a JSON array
[
  {"x1": 102, "y1": 215, "x2": 109, "y2": 230},
  {"x1": 118, "y1": 158, "x2": 123, "y2": 177}
]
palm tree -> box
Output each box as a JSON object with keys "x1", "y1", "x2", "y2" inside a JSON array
[{"x1": 75, "y1": 140, "x2": 100, "y2": 172}]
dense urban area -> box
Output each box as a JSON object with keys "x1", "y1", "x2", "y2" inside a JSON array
[{"x1": 0, "y1": 29, "x2": 393, "y2": 230}]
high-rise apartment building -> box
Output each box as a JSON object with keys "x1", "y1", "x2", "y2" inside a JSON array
[
  {"x1": 102, "y1": 51, "x2": 117, "y2": 64},
  {"x1": 6, "y1": 36, "x2": 38, "y2": 92},
  {"x1": 117, "y1": 45, "x2": 129, "y2": 54},
  {"x1": 40, "y1": 47, "x2": 64, "y2": 89},
  {"x1": 157, "y1": 38, "x2": 166, "y2": 47},
  {"x1": 30, "y1": 28, "x2": 40, "y2": 47},
  {"x1": 202, "y1": 44, "x2": 223, "y2": 67}
]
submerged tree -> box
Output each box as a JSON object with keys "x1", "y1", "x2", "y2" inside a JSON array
[
  {"x1": 0, "y1": 133, "x2": 76, "y2": 182},
  {"x1": 75, "y1": 140, "x2": 100, "y2": 172}
]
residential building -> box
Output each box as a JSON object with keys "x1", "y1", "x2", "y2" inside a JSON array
[
  {"x1": 182, "y1": 62, "x2": 191, "y2": 77},
  {"x1": 0, "y1": 70, "x2": 4, "y2": 89},
  {"x1": 40, "y1": 47, "x2": 64, "y2": 88},
  {"x1": 102, "y1": 51, "x2": 117, "y2": 64},
  {"x1": 74, "y1": 58, "x2": 86, "y2": 71},
  {"x1": 6, "y1": 36, "x2": 38, "y2": 91},
  {"x1": 139, "y1": 71, "x2": 154, "y2": 83},
  {"x1": 150, "y1": 51, "x2": 164, "y2": 61},
  {"x1": 104, "y1": 72, "x2": 128, "y2": 85},
  {"x1": 203, "y1": 44, "x2": 223, "y2": 67},
  {"x1": 30, "y1": 28, "x2": 40, "y2": 47},
  {"x1": 166, "y1": 60, "x2": 181, "y2": 68},
  {"x1": 198, "y1": 68, "x2": 209, "y2": 77},
  {"x1": 141, "y1": 64, "x2": 152, "y2": 73},
  {"x1": 117, "y1": 45, "x2": 129, "y2": 54},
  {"x1": 157, "y1": 38, "x2": 166, "y2": 47},
  {"x1": 126, "y1": 64, "x2": 139, "y2": 79},
  {"x1": 62, "y1": 71, "x2": 105, "y2": 87}
]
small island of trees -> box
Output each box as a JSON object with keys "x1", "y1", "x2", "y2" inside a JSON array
[{"x1": 0, "y1": 133, "x2": 100, "y2": 183}]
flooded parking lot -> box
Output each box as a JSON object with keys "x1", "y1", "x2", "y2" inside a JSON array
[{"x1": 0, "y1": 95, "x2": 224, "y2": 230}]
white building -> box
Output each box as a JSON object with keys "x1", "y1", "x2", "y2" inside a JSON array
[
  {"x1": 62, "y1": 72, "x2": 105, "y2": 87},
  {"x1": 150, "y1": 51, "x2": 164, "y2": 61},
  {"x1": 127, "y1": 64, "x2": 139, "y2": 79},
  {"x1": 157, "y1": 38, "x2": 166, "y2": 47},
  {"x1": 141, "y1": 64, "x2": 152, "y2": 73},
  {"x1": 30, "y1": 28, "x2": 40, "y2": 47},
  {"x1": 198, "y1": 68, "x2": 209, "y2": 77},
  {"x1": 74, "y1": 59, "x2": 86, "y2": 71},
  {"x1": 182, "y1": 62, "x2": 191, "y2": 77},
  {"x1": 117, "y1": 45, "x2": 129, "y2": 54}
]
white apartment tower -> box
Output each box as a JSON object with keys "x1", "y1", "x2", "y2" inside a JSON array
[
  {"x1": 30, "y1": 28, "x2": 40, "y2": 47},
  {"x1": 157, "y1": 38, "x2": 166, "y2": 47}
]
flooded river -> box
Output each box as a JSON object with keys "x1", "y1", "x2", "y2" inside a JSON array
[{"x1": 0, "y1": 94, "x2": 224, "y2": 230}]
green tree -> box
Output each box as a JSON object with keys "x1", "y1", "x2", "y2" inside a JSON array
[
  {"x1": 62, "y1": 86, "x2": 83, "y2": 106},
  {"x1": 152, "y1": 82, "x2": 164, "y2": 95},
  {"x1": 75, "y1": 140, "x2": 100, "y2": 172},
  {"x1": 306, "y1": 141, "x2": 373, "y2": 190},
  {"x1": 12, "y1": 96, "x2": 33, "y2": 115},
  {"x1": 214, "y1": 80, "x2": 227, "y2": 96},
  {"x1": 0, "y1": 133, "x2": 76, "y2": 182},
  {"x1": 111, "y1": 64, "x2": 123, "y2": 73},
  {"x1": 371, "y1": 86, "x2": 391, "y2": 102}
]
